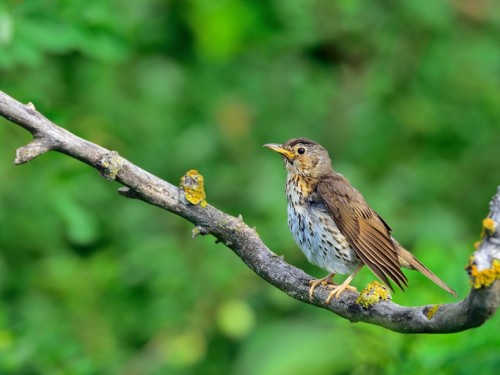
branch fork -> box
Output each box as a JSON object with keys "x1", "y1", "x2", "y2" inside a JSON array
[{"x1": 15, "y1": 137, "x2": 54, "y2": 164}]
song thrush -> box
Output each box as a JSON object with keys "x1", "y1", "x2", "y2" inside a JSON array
[{"x1": 264, "y1": 138, "x2": 457, "y2": 302}]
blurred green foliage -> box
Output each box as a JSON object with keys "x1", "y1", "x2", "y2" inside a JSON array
[{"x1": 1, "y1": 0, "x2": 500, "y2": 374}]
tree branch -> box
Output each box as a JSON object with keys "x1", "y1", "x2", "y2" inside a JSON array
[{"x1": 1, "y1": 90, "x2": 498, "y2": 333}]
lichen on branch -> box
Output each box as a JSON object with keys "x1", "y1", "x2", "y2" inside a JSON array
[{"x1": 180, "y1": 169, "x2": 207, "y2": 207}]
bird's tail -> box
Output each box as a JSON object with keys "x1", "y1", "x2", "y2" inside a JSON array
[{"x1": 397, "y1": 246, "x2": 457, "y2": 298}]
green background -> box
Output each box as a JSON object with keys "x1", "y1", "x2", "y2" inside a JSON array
[{"x1": 1, "y1": 0, "x2": 499, "y2": 374}]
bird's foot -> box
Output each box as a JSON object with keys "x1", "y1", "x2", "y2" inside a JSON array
[
  {"x1": 308, "y1": 273, "x2": 336, "y2": 299},
  {"x1": 325, "y1": 281, "x2": 357, "y2": 303}
]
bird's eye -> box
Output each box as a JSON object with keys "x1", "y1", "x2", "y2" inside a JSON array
[{"x1": 297, "y1": 147, "x2": 305, "y2": 155}]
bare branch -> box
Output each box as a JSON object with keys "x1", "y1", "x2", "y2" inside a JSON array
[
  {"x1": 15, "y1": 138, "x2": 54, "y2": 164},
  {"x1": 1, "y1": 90, "x2": 498, "y2": 333}
]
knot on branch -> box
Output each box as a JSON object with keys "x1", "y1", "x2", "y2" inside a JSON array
[
  {"x1": 26, "y1": 102, "x2": 36, "y2": 112},
  {"x1": 14, "y1": 138, "x2": 53, "y2": 164},
  {"x1": 180, "y1": 170, "x2": 207, "y2": 207},
  {"x1": 117, "y1": 187, "x2": 141, "y2": 200},
  {"x1": 97, "y1": 151, "x2": 123, "y2": 181},
  {"x1": 192, "y1": 226, "x2": 209, "y2": 239}
]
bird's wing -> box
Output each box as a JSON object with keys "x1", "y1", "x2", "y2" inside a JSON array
[{"x1": 317, "y1": 174, "x2": 408, "y2": 291}]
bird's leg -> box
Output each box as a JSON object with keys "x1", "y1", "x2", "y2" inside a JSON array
[
  {"x1": 326, "y1": 264, "x2": 363, "y2": 303},
  {"x1": 309, "y1": 273, "x2": 336, "y2": 299}
]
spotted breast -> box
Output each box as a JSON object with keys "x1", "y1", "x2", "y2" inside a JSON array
[{"x1": 286, "y1": 174, "x2": 361, "y2": 275}]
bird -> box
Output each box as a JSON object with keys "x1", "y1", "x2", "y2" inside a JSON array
[{"x1": 264, "y1": 138, "x2": 457, "y2": 302}]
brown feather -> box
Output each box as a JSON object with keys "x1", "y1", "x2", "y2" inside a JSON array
[
  {"x1": 317, "y1": 173, "x2": 408, "y2": 291},
  {"x1": 397, "y1": 246, "x2": 458, "y2": 297},
  {"x1": 357, "y1": 226, "x2": 409, "y2": 288}
]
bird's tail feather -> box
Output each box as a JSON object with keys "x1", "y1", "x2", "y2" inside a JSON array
[{"x1": 397, "y1": 247, "x2": 457, "y2": 298}]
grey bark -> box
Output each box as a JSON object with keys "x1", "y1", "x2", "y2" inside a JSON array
[{"x1": 1, "y1": 90, "x2": 498, "y2": 333}]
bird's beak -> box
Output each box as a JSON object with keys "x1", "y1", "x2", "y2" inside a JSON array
[{"x1": 263, "y1": 143, "x2": 295, "y2": 160}]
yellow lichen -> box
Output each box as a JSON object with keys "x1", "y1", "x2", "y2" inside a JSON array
[
  {"x1": 475, "y1": 218, "x2": 497, "y2": 248},
  {"x1": 425, "y1": 304, "x2": 440, "y2": 320},
  {"x1": 180, "y1": 170, "x2": 207, "y2": 207},
  {"x1": 356, "y1": 281, "x2": 391, "y2": 308},
  {"x1": 469, "y1": 259, "x2": 500, "y2": 289},
  {"x1": 482, "y1": 218, "x2": 497, "y2": 235}
]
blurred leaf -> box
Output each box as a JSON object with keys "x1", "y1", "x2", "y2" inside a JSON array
[
  {"x1": 216, "y1": 299, "x2": 256, "y2": 339},
  {"x1": 51, "y1": 190, "x2": 100, "y2": 246},
  {"x1": 187, "y1": 0, "x2": 259, "y2": 61},
  {"x1": 77, "y1": 28, "x2": 130, "y2": 62},
  {"x1": 0, "y1": 11, "x2": 13, "y2": 46},
  {"x1": 17, "y1": 17, "x2": 79, "y2": 53}
]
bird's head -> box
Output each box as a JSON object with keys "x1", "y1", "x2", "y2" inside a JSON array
[{"x1": 264, "y1": 138, "x2": 332, "y2": 178}]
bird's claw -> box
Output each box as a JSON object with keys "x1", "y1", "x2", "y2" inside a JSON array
[
  {"x1": 308, "y1": 273, "x2": 336, "y2": 299},
  {"x1": 325, "y1": 283, "x2": 357, "y2": 303}
]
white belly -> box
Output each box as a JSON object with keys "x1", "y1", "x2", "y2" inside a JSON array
[{"x1": 287, "y1": 201, "x2": 360, "y2": 275}]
